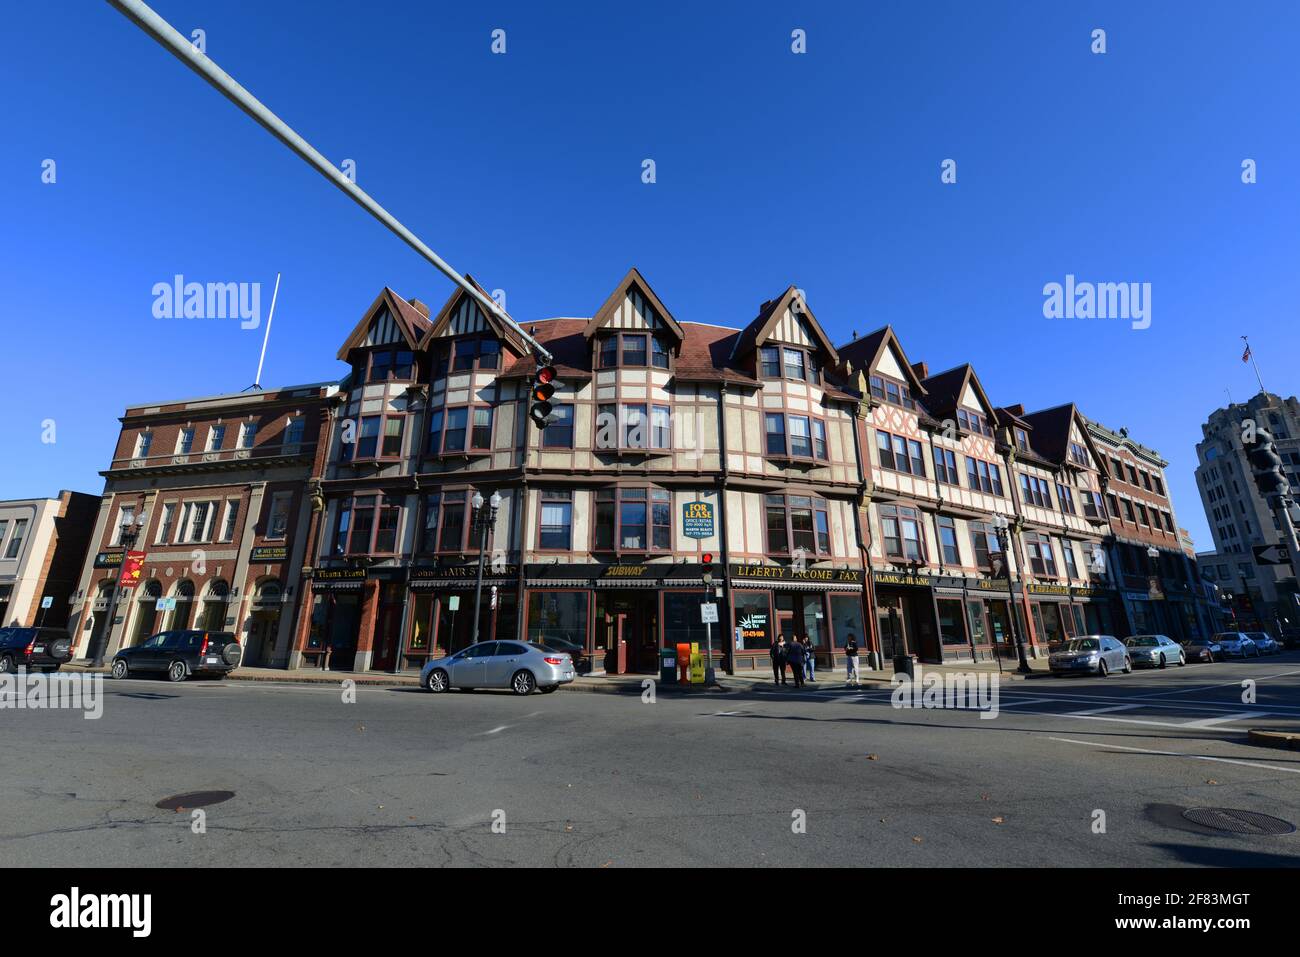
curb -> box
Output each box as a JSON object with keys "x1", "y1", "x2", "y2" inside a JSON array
[{"x1": 1247, "y1": 728, "x2": 1300, "y2": 751}]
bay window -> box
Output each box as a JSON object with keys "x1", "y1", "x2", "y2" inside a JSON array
[
  {"x1": 595, "y1": 488, "x2": 673, "y2": 551},
  {"x1": 542, "y1": 404, "x2": 574, "y2": 448},
  {"x1": 880, "y1": 505, "x2": 925, "y2": 562},
  {"x1": 1025, "y1": 533, "x2": 1058, "y2": 577},
  {"x1": 938, "y1": 516, "x2": 960, "y2": 565},
  {"x1": 767, "y1": 413, "x2": 829, "y2": 460},
  {"x1": 452, "y1": 336, "x2": 500, "y2": 371},
  {"x1": 471, "y1": 407, "x2": 493, "y2": 450},
  {"x1": 969, "y1": 521, "x2": 1002, "y2": 571},
  {"x1": 876, "y1": 429, "x2": 924, "y2": 475},
  {"x1": 765, "y1": 494, "x2": 832, "y2": 556}
]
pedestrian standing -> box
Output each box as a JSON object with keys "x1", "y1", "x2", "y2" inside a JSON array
[
  {"x1": 770, "y1": 635, "x2": 788, "y2": 685},
  {"x1": 804, "y1": 634, "x2": 816, "y2": 681},
  {"x1": 786, "y1": 635, "x2": 806, "y2": 688},
  {"x1": 844, "y1": 634, "x2": 860, "y2": 685}
]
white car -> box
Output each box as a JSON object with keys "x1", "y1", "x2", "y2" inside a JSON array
[
  {"x1": 1123, "y1": 634, "x2": 1186, "y2": 668},
  {"x1": 1212, "y1": 632, "x2": 1259, "y2": 659}
]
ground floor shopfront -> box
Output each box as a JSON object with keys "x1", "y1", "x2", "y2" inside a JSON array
[
  {"x1": 870, "y1": 571, "x2": 1123, "y2": 663},
  {"x1": 290, "y1": 560, "x2": 871, "y2": 675}
]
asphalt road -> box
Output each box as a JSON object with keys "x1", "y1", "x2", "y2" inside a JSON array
[{"x1": 3, "y1": 654, "x2": 1299, "y2": 867}]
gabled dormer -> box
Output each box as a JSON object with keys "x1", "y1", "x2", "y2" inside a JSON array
[
  {"x1": 584, "y1": 267, "x2": 684, "y2": 371},
  {"x1": 917, "y1": 364, "x2": 1000, "y2": 438},
  {"x1": 335, "y1": 288, "x2": 430, "y2": 385},
  {"x1": 835, "y1": 325, "x2": 927, "y2": 410},
  {"x1": 419, "y1": 275, "x2": 528, "y2": 377},
  {"x1": 734, "y1": 286, "x2": 840, "y2": 387}
]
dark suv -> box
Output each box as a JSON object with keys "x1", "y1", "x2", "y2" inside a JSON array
[
  {"x1": 0, "y1": 627, "x2": 75, "y2": 673},
  {"x1": 111, "y1": 630, "x2": 243, "y2": 682}
]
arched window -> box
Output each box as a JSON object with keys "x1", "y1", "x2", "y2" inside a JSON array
[{"x1": 200, "y1": 580, "x2": 230, "y2": 632}]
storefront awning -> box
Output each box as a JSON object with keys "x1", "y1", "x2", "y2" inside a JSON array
[{"x1": 733, "y1": 579, "x2": 862, "y2": 593}]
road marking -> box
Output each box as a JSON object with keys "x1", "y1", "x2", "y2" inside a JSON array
[
  {"x1": 1180, "y1": 711, "x2": 1271, "y2": 729},
  {"x1": 1068, "y1": 704, "x2": 1140, "y2": 716},
  {"x1": 1143, "y1": 668, "x2": 1300, "y2": 698},
  {"x1": 1048, "y1": 736, "x2": 1300, "y2": 775},
  {"x1": 479, "y1": 725, "x2": 510, "y2": 735},
  {"x1": 990, "y1": 698, "x2": 1053, "y2": 709}
]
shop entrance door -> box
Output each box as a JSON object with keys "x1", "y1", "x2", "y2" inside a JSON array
[
  {"x1": 326, "y1": 594, "x2": 361, "y2": 671},
  {"x1": 876, "y1": 597, "x2": 906, "y2": 659},
  {"x1": 372, "y1": 586, "x2": 404, "y2": 671}
]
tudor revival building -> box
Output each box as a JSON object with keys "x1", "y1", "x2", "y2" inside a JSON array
[
  {"x1": 68, "y1": 383, "x2": 335, "y2": 665},
  {"x1": 72, "y1": 268, "x2": 1214, "y2": 673}
]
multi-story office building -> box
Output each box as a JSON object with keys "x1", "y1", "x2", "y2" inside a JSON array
[
  {"x1": 66, "y1": 270, "x2": 1217, "y2": 674},
  {"x1": 0, "y1": 491, "x2": 98, "y2": 628},
  {"x1": 1194, "y1": 391, "x2": 1300, "y2": 631},
  {"x1": 68, "y1": 383, "x2": 335, "y2": 665}
]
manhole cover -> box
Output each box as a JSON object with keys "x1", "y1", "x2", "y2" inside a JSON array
[
  {"x1": 155, "y1": 790, "x2": 235, "y2": 811},
  {"x1": 1181, "y1": 807, "x2": 1294, "y2": 835}
]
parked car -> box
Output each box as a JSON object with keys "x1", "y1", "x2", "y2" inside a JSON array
[
  {"x1": 1181, "y1": 636, "x2": 1223, "y2": 663},
  {"x1": 421, "y1": 640, "x2": 576, "y2": 695},
  {"x1": 1212, "y1": 632, "x2": 1259, "y2": 659},
  {"x1": 1049, "y1": 635, "x2": 1131, "y2": 676},
  {"x1": 0, "y1": 626, "x2": 75, "y2": 674},
  {"x1": 1244, "y1": 631, "x2": 1282, "y2": 655},
  {"x1": 110, "y1": 630, "x2": 242, "y2": 682},
  {"x1": 1124, "y1": 634, "x2": 1186, "y2": 668}
]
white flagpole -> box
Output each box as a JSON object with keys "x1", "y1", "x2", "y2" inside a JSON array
[
  {"x1": 1241, "y1": 336, "x2": 1267, "y2": 395},
  {"x1": 253, "y1": 272, "x2": 281, "y2": 389}
]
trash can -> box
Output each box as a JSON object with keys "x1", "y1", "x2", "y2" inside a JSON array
[{"x1": 893, "y1": 654, "x2": 916, "y2": 678}]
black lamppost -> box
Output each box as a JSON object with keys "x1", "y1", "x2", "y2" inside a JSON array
[
  {"x1": 1146, "y1": 545, "x2": 1164, "y2": 633},
  {"x1": 470, "y1": 490, "x2": 502, "y2": 646},
  {"x1": 991, "y1": 512, "x2": 1032, "y2": 674},
  {"x1": 89, "y1": 510, "x2": 147, "y2": 667}
]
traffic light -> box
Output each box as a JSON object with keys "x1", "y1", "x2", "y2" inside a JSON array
[
  {"x1": 701, "y1": 551, "x2": 714, "y2": 585},
  {"x1": 1246, "y1": 428, "x2": 1290, "y2": 502},
  {"x1": 529, "y1": 364, "x2": 558, "y2": 429}
]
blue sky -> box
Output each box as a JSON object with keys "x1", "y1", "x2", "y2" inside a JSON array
[{"x1": 3, "y1": 1, "x2": 1296, "y2": 549}]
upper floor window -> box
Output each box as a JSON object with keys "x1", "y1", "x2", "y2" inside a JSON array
[
  {"x1": 219, "y1": 500, "x2": 240, "y2": 542},
  {"x1": 1014, "y1": 428, "x2": 1030, "y2": 452},
  {"x1": 284, "y1": 417, "x2": 305, "y2": 446},
  {"x1": 175, "y1": 428, "x2": 194, "y2": 454},
  {"x1": 933, "y1": 447, "x2": 960, "y2": 486},
  {"x1": 760, "y1": 346, "x2": 822, "y2": 385},
  {"x1": 4, "y1": 518, "x2": 29, "y2": 559},
  {"x1": 937, "y1": 516, "x2": 961, "y2": 566},
  {"x1": 418, "y1": 491, "x2": 471, "y2": 553},
  {"x1": 206, "y1": 424, "x2": 226, "y2": 451},
  {"x1": 427, "y1": 406, "x2": 492, "y2": 455},
  {"x1": 538, "y1": 490, "x2": 573, "y2": 550},
  {"x1": 598, "y1": 332, "x2": 668, "y2": 370},
  {"x1": 596, "y1": 404, "x2": 671, "y2": 451},
  {"x1": 266, "y1": 492, "x2": 293, "y2": 540},
  {"x1": 869, "y1": 375, "x2": 915, "y2": 410},
  {"x1": 766, "y1": 494, "x2": 831, "y2": 556},
  {"x1": 1068, "y1": 442, "x2": 1091, "y2": 467},
  {"x1": 367, "y1": 347, "x2": 415, "y2": 383},
  {"x1": 156, "y1": 503, "x2": 176, "y2": 544},
  {"x1": 238, "y1": 422, "x2": 257, "y2": 449},
  {"x1": 767, "y1": 413, "x2": 828, "y2": 461},
  {"x1": 1056, "y1": 482, "x2": 1076, "y2": 515},
  {"x1": 956, "y1": 409, "x2": 992, "y2": 437},
  {"x1": 875, "y1": 430, "x2": 924, "y2": 476},
  {"x1": 344, "y1": 413, "x2": 405, "y2": 461},
  {"x1": 334, "y1": 494, "x2": 402, "y2": 555},
  {"x1": 879, "y1": 504, "x2": 924, "y2": 562},
  {"x1": 541, "y1": 404, "x2": 575, "y2": 449},
  {"x1": 1152, "y1": 475, "x2": 1165, "y2": 497},
  {"x1": 133, "y1": 432, "x2": 153, "y2": 458},
  {"x1": 969, "y1": 521, "x2": 1002, "y2": 571},
  {"x1": 595, "y1": 488, "x2": 671, "y2": 551},
  {"x1": 1024, "y1": 533, "x2": 1058, "y2": 577},
  {"x1": 1060, "y1": 539, "x2": 1080, "y2": 579},
  {"x1": 1019, "y1": 473, "x2": 1053, "y2": 509},
  {"x1": 966, "y1": 458, "x2": 1005, "y2": 496},
  {"x1": 451, "y1": 336, "x2": 499, "y2": 372}
]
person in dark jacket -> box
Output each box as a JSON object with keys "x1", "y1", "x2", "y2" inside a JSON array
[
  {"x1": 844, "y1": 634, "x2": 860, "y2": 685},
  {"x1": 786, "y1": 636, "x2": 806, "y2": 688},
  {"x1": 770, "y1": 635, "x2": 788, "y2": 685}
]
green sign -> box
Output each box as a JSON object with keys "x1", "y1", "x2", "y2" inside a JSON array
[{"x1": 683, "y1": 501, "x2": 714, "y2": 539}]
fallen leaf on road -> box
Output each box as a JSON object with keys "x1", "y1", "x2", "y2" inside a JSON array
[
  {"x1": 1206, "y1": 779, "x2": 1218, "y2": 785},
  {"x1": 980, "y1": 794, "x2": 990, "y2": 801},
  {"x1": 912, "y1": 836, "x2": 923, "y2": 843},
  {"x1": 991, "y1": 816, "x2": 1004, "y2": 824},
  {"x1": 866, "y1": 753, "x2": 879, "y2": 761}
]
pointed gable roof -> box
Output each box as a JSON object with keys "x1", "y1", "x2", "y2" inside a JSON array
[
  {"x1": 1019, "y1": 402, "x2": 1101, "y2": 467},
  {"x1": 335, "y1": 287, "x2": 431, "y2": 361},
  {"x1": 833, "y1": 325, "x2": 927, "y2": 396},
  {"x1": 732, "y1": 286, "x2": 839, "y2": 365},
  {"x1": 418, "y1": 274, "x2": 529, "y2": 354},
  {"x1": 583, "y1": 267, "x2": 685, "y2": 342},
  {"x1": 918, "y1": 364, "x2": 997, "y2": 421}
]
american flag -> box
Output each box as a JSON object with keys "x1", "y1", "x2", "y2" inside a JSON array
[{"x1": 1242, "y1": 342, "x2": 1252, "y2": 363}]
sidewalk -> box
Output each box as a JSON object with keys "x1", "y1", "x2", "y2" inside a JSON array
[{"x1": 63, "y1": 655, "x2": 1051, "y2": 693}]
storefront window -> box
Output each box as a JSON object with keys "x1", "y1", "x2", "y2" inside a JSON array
[
  {"x1": 801, "y1": 594, "x2": 828, "y2": 648},
  {"x1": 966, "y1": 600, "x2": 987, "y2": 645},
  {"x1": 495, "y1": 592, "x2": 518, "y2": 644},
  {"x1": 937, "y1": 598, "x2": 966, "y2": 646},
  {"x1": 829, "y1": 594, "x2": 862, "y2": 651},
  {"x1": 734, "y1": 591, "x2": 771, "y2": 652},
  {"x1": 527, "y1": 591, "x2": 588, "y2": 655},
  {"x1": 409, "y1": 594, "x2": 433, "y2": 650},
  {"x1": 664, "y1": 592, "x2": 711, "y2": 654}
]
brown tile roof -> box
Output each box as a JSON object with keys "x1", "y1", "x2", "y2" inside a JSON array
[
  {"x1": 497, "y1": 319, "x2": 592, "y2": 380},
  {"x1": 674, "y1": 323, "x2": 755, "y2": 385},
  {"x1": 1020, "y1": 403, "x2": 1077, "y2": 465}
]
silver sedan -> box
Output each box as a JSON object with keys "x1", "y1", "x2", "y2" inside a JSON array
[
  {"x1": 1124, "y1": 634, "x2": 1186, "y2": 668},
  {"x1": 421, "y1": 640, "x2": 576, "y2": 695},
  {"x1": 1049, "y1": 635, "x2": 1132, "y2": 676}
]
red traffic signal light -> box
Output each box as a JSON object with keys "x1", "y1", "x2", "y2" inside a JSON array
[
  {"x1": 536, "y1": 365, "x2": 556, "y2": 385},
  {"x1": 701, "y1": 552, "x2": 714, "y2": 565},
  {"x1": 529, "y1": 364, "x2": 559, "y2": 430}
]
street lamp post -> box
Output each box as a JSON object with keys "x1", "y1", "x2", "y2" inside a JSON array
[
  {"x1": 1146, "y1": 545, "x2": 1163, "y2": 634},
  {"x1": 89, "y1": 510, "x2": 147, "y2": 667},
  {"x1": 991, "y1": 512, "x2": 1032, "y2": 675},
  {"x1": 470, "y1": 490, "x2": 502, "y2": 646}
]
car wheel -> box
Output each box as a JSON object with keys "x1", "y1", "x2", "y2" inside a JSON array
[
  {"x1": 1124, "y1": 657, "x2": 1132, "y2": 673},
  {"x1": 1098, "y1": 659, "x2": 1109, "y2": 677},
  {"x1": 1158, "y1": 653, "x2": 1167, "y2": 669},
  {"x1": 1178, "y1": 651, "x2": 1186, "y2": 666},
  {"x1": 425, "y1": 668, "x2": 449, "y2": 693},
  {"x1": 511, "y1": 670, "x2": 537, "y2": 695},
  {"x1": 111, "y1": 658, "x2": 128, "y2": 679},
  {"x1": 165, "y1": 659, "x2": 187, "y2": 683},
  {"x1": 0, "y1": 654, "x2": 15, "y2": 675}
]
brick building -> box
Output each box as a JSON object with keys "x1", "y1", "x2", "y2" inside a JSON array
[
  {"x1": 0, "y1": 491, "x2": 98, "y2": 628},
  {"x1": 69, "y1": 383, "x2": 335, "y2": 665}
]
